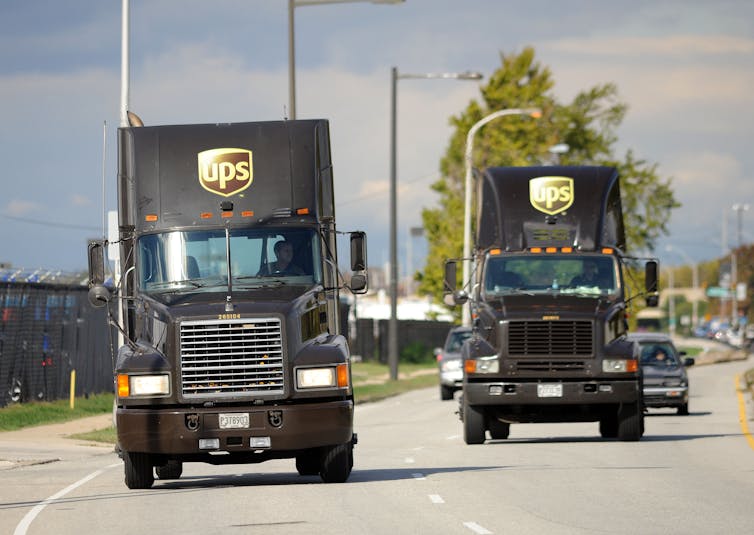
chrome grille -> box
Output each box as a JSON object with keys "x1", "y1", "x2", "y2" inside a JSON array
[
  {"x1": 180, "y1": 317, "x2": 284, "y2": 398},
  {"x1": 514, "y1": 360, "x2": 587, "y2": 373},
  {"x1": 508, "y1": 320, "x2": 593, "y2": 357}
]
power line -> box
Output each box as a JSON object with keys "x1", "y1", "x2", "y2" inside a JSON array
[{"x1": 0, "y1": 213, "x2": 100, "y2": 232}]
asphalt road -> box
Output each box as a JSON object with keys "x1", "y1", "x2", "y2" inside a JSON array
[{"x1": 2, "y1": 355, "x2": 754, "y2": 535}]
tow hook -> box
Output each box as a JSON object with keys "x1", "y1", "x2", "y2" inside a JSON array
[
  {"x1": 185, "y1": 413, "x2": 199, "y2": 431},
  {"x1": 268, "y1": 410, "x2": 283, "y2": 428}
]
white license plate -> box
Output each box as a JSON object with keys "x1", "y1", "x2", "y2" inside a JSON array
[
  {"x1": 537, "y1": 383, "x2": 563, "y2": 398},
  {"x1": 219, "y1": 413, "x2": 250, "y2": 429}
]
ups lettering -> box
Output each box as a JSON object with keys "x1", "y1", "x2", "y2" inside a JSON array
[
  {"x1": 529, "y1": 176, "x2": 574, "y2": 216},
  {"x1": 197, "y1": 148, "x2": 254, "y2": 197}
]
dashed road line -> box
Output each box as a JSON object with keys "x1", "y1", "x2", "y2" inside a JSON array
[
  {"x1": 429, "y1": 494, "x2": 444, "y2": 504},
  {"x1": 463, "y1": 521, "x2": 493, "y2": 534}
]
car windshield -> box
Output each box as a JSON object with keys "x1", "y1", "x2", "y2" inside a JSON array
[
  {"x1": 639, "y1": 343, "x2": 679, "y2": 367},
  {"x1": 483, "y1": 254, "x2": 619, "y2": 297},
  {"x1": 137, "y1": 228, "x2": 322, "y2": 294},
  {"x1": 446, "y1": 330, "x2": 471, "y2": 352}
]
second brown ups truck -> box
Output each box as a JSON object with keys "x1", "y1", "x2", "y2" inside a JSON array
[
  {"x1": 445, "y1": 166, "x2": 658, "y2": 444},
  {"x1": 88, "y1": 118, "x2": 367, "y2": 489}
]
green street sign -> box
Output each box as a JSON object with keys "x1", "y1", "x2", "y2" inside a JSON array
[{"x1": 706, "y1": 286, "x2": 731, "y2": 298}]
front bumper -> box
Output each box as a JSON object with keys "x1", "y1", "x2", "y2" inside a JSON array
[
  {"x1": 440, "y1": 369, "x2": 463, "y2": 388},
  {"x1": 465, "y1": 379, "x2": 640, "y2": 406},
  {"x1": 116, "y1": 400, "x2": 353, "y2": 454},
  {"x1": 643, "y1": 385, "x2": 688, "y2": 408}
]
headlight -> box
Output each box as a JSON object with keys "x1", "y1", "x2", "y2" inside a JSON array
[
  {"x1": 441, "y1": 359, "x2": 462, "y2": 372},
  {"x1": 118, "y1": 373, "x2": 170, "y2": 397},
  {"x1": 465, "y1": 355, "x2": 499, "y2": 374},
  {"x1": 602, "y1": 359, "x2": 638, "y2": 373},
  {"x1": 296, "y1": 364, "x2": 349, "y2": 389}
]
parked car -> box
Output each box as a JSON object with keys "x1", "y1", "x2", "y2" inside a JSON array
[
  {"x1": 435, "y1": 326, "x2": 472, "y2": 400},
  {"x1": 627, "y1": 332, "x2": 694, "y2": 415}
]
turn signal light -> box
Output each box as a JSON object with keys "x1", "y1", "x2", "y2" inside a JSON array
[
  {"x1": 337, "y1": 364, "x2": 349, "y2": 388},
  {"x1": 117, "y1": 374, "x2": 129, "y2": 397}
]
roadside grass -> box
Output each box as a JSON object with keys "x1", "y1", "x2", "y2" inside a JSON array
[
  {"x1": 2, "y1": 361, "x2": 438, "y2": 444},
  {"x1": 677, "y1": 346, "x2": 703, "y2": 357},
  {"x1": 0, "y1": 393, "x2": 114, "y2": 432}
]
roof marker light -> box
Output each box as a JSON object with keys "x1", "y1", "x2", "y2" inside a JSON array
[
  {"x1": 241, "y1": 210, "x2": 254, "y2": 217},
  {"x1": 530, "y1": 247, "x2": 542, "y2": 253},
  {"x1": 221, "y1": 211, "x2": 233, "y2": 219},
  {"x1": 602, "y1": 247, "x2": 614, "y2": 254},
  {"x1": 296, "y1": 208, "x2": 310, "y2": 215},
  {"x1": 145, "y1": 214, "x2": 158, "y2": 222},
  {"x1": 562, "y1": 247, "x2": 573, "y2": 253},
  {"x1": 200, "y1": 212, "x2": 213, "y2": 219},
  {"x1": 545, "y1": 247, "x2": 557, "y2": 253},
  {"x1": 489, "y1": 248, "x2": 502, "y2": 256}
]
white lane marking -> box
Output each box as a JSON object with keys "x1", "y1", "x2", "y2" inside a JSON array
[
  {"x1": 404, "y1": 457, "x2": 415, "y2": 464},
  {"x1": 411, "y1": 473, "x2": 426, "y2": 480},
  {"x1": 446, "y1": 434, "x2": 460, "y2": 440},
  {"x1": 14, "y1": 463, "x2": 120, "y2": 535},
  {"x1": 412, "y1": 446, "x2": 425, "y2": 451},
  {"x1": 464, "y1": 521, "x2": 493, "y2": 534},
  {"x1": 429, "y1": 494, "x2": 444, "y2": 504}
]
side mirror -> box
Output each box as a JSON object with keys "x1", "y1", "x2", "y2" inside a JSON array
[
  {"x1": 444, "y1": 260, "x2": 457, "y2": 294},
  {"x1": 645, "y1": 260, "x2": 659, "y2": 307},
  {"x1": 683, "y1": 357, "x2": 695, "y2": 367},
  {"x1": 350, "y1": 273, "x2": 367, "y2": 294},
  {"x1": 88, "y1": 239, "x2": 107, "y2": 286},
  {"x1": 87, "y1": 239, "x2": 111, "y2": 308},
  {"x1": 350, "y1": 231, "x2": 367, "y2": 272}
]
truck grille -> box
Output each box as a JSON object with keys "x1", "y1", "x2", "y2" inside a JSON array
[
  {"x1": 507, "y1": 320, "x2": 593, "y2": 357},
  {"x1": 179, "y1": 318, "x2": 284, "y2": 398},
  {"x1": 514, "y1": 360, "x2": 587, "y2": 373}
]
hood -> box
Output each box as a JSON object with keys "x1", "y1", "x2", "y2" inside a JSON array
[
  {"x1": 642, "y1": 364, "x2": 686, "y2": 384},
  {"x1": 492, "y1": 293, "x2": 617, "y2": 319}
]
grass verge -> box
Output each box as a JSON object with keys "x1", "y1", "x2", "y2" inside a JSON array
[{"x1": 2, "y1": 361, "x2": 438, "y2": 445}]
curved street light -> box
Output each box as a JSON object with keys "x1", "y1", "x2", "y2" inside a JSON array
[
  {"x1": 388, "y1": 67, "x2": 483, "y2": 380},
  {"x1": 461, "y1": 108, "x2": 542, "y2": 326}
]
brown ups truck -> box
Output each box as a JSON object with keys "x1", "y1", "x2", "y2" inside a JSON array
[
  {"x1": 88, "y1": 118, "x2": 367, "y2": 489},
  {"x1": 445, "y1": 166, "x2": 658, "y2": 444}
]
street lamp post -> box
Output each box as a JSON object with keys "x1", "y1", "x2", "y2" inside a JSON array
[
  {"x1": 731, "y1": 203, "x2": 750, "y2": 327},
  {"x1": 287, "y1": 0, "x2": 404, "y2": 119},
  {"x1": 665, "y1": 244, "x2": 699, "y2": 330},
  {"x1": 461, "y1": 108, "x2": 541, "y2": 326},
  {"x1": 389, "y1": 67, "x2": 483, "y2": 380}
]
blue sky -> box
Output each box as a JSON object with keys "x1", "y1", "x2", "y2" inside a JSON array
[{"x1": 1, "y1": 0, "x2": 753, "y2": 277}]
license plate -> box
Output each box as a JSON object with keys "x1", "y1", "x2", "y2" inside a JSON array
[
  {"x1": 219, "y1": 413, "x2": 250, "y2": 429},
  {"x1": 537, "y1": 383, "x2": 563, "y2": 398}
]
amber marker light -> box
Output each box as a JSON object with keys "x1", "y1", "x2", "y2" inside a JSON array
[
  {"x1": 626, "y1": 359, "x2": 638, "y2": 373},
  {"x1": 337, "y1": 363, "x2": 349, "y2": 388},
  {"x1": 296, "y1": 207, "x2": 310, "y2": 215},
  {"x1": 241, "y1": 210, "x2": 254, "y2": 218},
  {"x1": 117, "y1": 374, "x2": 130, "y2": 397},
  {"x1": 602, "y1": 247, "x2": 614, "y2": 254},
  {"x1": 562, "y1": 247, "x2": 573, "y2": 253},
  {"x1": 221, "y1": 211, "x2": 233, "y2": 218},
  {"x1": 489, "y1": 248, "x2": 502, "y2": 256},
  {"x1": 145, "y1": 214, "x2": 158, "y2": 222},
  {"x1": 545, "y1": 247, "x2": 557, "y2": 253},
  {"x1": 530, "y1": 247, "x2": 542, "y2": 253},
  {"x1": 465, "y1": 360, "x2": 477, "y2": 374}
]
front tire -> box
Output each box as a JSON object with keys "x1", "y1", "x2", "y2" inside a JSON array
[
  {"x1": 155, "y1": 460, "x2": 182, "y2": 480},
  {"x1": 463, "y1": 399, "x2": 486, "y2": 445},
  {"x1": 617, "y1": 402, "x2": 643, "y2": 441},
  {"x1": 440, "y1": 385, "x2": 454, "y2": 401},
  {"x1": 487, "y1": 418, "x2": 510, "y2": 440},
  {"x1": 319, "y1": 442, "x2": 353, "y2": 483},
  {"x1": 677, "y1": 402, "x2": 689, "y2": 416},
  {"x1": 124, "y1": 451, "x2": 154, "y2": 489}
]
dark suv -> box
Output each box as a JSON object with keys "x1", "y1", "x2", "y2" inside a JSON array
[
  {"x1": 627, "y1": 332, "x2": 694, "y2": 415},
  {"x1": 435, "y1": 326, "x2": 472, "y2": 400}
]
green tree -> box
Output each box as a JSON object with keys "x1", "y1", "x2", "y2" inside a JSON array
[{"x1": 420, "y1": 47, "x2": 679, "y2": 309}]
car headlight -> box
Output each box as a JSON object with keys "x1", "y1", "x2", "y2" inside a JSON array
[
  {"x1": 602, "y1": 359, "x2": 638, "y2": 373},
  {"x1": 118, "y1": 373, "x2": 170, "y2": 397},
  {"x1": 465, "y1": 355, "x2": 499, "y2": 374},
  {"x1": 441, "y1": 359, "x2": 462, "y2": 372},
  {"x1": 296, "y1": 364, "x2": 349, "y2": 389}
]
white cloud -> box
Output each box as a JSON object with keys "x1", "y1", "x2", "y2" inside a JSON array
[{"x1": 5, "y1": 199, "x2": 42, "y2": 216}]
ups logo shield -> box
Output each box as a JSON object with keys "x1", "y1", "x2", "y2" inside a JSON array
[
  {"x1": 197, "y1": 148, "x2": 253, "y2": 197},
  {"x1": 529, "y1": 176, "x2": 574, "y2": 215}
]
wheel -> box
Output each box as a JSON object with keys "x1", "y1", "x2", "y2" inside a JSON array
[
  {"x1": 617, "y1": 402, "x2": 642, "y2": 441},
  {"x1": 487, "y1": 418, "x2": 510, "y2": 440},
  {"x1": 296, "y1": 449, "x2": 321, "y2": 476},
  {"x1": 155, "y1": 460, "x2": 183, "y2": 480},
  {"x1": 599, "y1": 416, "x2": 618, "y2": 438},
  {"x1": 440, "y1": 385, "x2": 454, "y2": 401},
  {"x1": 463, "y1": 399, "x2": 486, "y2": 445},
  {"x1": 123, "y1": 451, "x2": 154, "y2": 489},
  {"x1": 319, "y1": 442, "x2": 353, "y2": 483},
  {"x1": 677, "y1": 403, "x2": 689, "y2": 416}
]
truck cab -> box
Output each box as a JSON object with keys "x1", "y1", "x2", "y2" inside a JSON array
[
  {"x1": 445, "y1": 166, "x2": 658, "y2": 443},
  {"x1": 88, "y1": 118, "x2": 368, "y2": 488}
]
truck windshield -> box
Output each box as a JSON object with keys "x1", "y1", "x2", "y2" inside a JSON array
[
  {"x1": 483, "y1": 254, "x2": 619, "y2": 297},
  {"x1": 137, "y1": 228, "x2": 322, "y2": 293}
]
